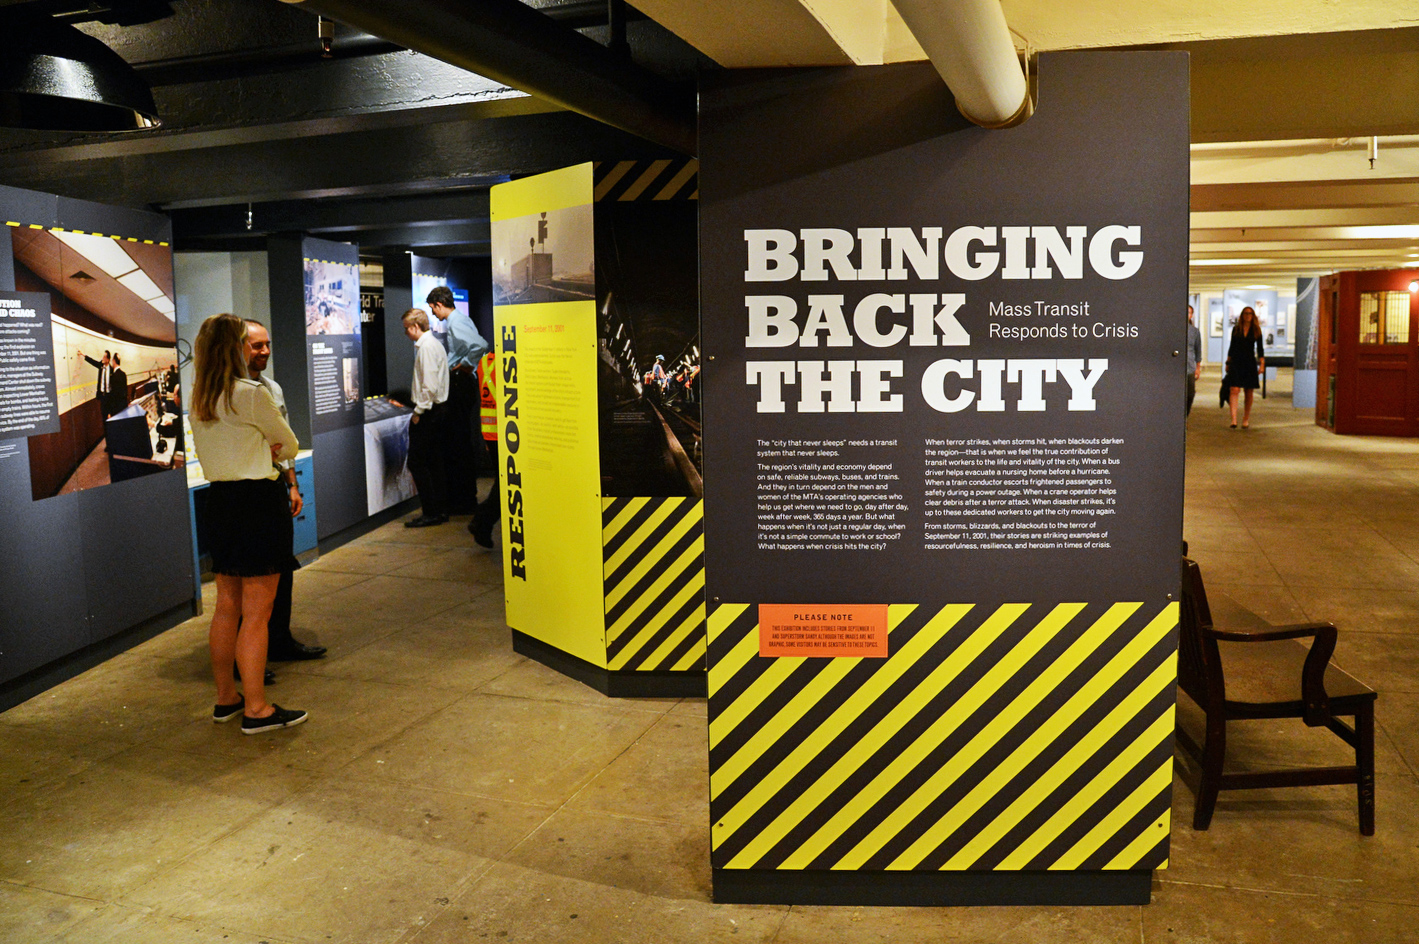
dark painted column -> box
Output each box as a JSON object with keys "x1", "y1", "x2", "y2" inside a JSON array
[
  {"x1": 266, "y1": 234, "x2": 312, "y2": 444},
  {"x1": 382, "y1": 249, "x2": 416, "y2": 399}
]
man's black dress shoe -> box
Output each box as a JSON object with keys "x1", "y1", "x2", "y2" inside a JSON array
[
  {"x1": 468, "y1": 522, "x2": 494, "y2": 549},
  {"x1": 234, "y1": 664, "x2": 277, "y2": 685},
  {"x1": 268, "y1": 642, "x2": 327, "y2": 661},
  {"x1": 404, "y1": 514, "x2": 449, "y2": 528}
]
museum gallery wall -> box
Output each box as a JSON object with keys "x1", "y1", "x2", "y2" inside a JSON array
[{"x1": 0, "y1": 184, "x2": 194, "y2": 693}]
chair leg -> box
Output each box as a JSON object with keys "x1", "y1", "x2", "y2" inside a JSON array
[
  {"x1": 1356, "y1": 702, "x2": 1375, "y2": 836},
  {"x1": 1194, "y1": 713, "x2": 1226, "y2": 830}
]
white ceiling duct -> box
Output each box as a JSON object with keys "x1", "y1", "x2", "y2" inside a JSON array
[{"x1": 887, "y1": 0, "x2": 1030, "y2": 128}]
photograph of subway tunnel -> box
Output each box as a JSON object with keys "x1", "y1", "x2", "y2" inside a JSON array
[
  {"x1": 10, "y1": 226, "x2": 182, "y2": 501},
  {"x1": 491, "y1": 203, "x2": 595, "y2": 305},
  {"x1": 595, "y1": 200, "x2": 701, "y2": 498}
]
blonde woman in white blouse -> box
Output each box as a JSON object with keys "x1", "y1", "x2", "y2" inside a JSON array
[{"x1": 189, "y1": 314, "x2": 308, "y2": 735}]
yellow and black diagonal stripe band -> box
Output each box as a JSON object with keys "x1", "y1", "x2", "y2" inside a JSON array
[
  {"x1": 594, "y1": 159, "x2": 698, "y2": 202},
  {"x1": 602, "y1": 497, "x2": 706, "y2": 672},
  {"x1": 707, "y1": 599, "x2": 1177, "y2": 872}
]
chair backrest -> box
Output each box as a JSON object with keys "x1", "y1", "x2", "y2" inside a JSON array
[{"x1": 1178, "y1": 557, "x2": 1222, "y2": 706}]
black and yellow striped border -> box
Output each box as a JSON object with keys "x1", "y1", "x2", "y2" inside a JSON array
[
  {"x1": 594, "y1": 160, "x2": 698, "y2": 202},
  {"x1": 6, "y1": 222, "x2": 169, "y2": 246},
  {"x1": 602, "y1": 497, "x2": 706, "y2": 672},
  {"x1": 707, "y1": 600, "x2": 1178, "y2": 872}
]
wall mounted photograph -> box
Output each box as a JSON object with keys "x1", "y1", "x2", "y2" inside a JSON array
[
  {"x1": 491, "y1": 204, "x2": 595, "y2": 305},
  {"x1": 594, "y1": 197, "x2": 701, "y2": 498},
  {"x1": 11, "y1": 226, "x2": 182, "y2": 500},
  {"x1": 304, "y1": 258, "x2": 359, "y2": 336}
]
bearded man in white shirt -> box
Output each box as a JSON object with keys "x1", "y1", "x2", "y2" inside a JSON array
[
  {"x1": 402, "y1": 308, "x2": 451, "y2": 527},
  {"x1": 243, "y1": 320, "x2": 327, "y2": 663}
]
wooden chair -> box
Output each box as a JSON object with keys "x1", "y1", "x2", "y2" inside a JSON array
[{"x1": 1176, "y1": 557, "x2": 1376, "y2": 835}]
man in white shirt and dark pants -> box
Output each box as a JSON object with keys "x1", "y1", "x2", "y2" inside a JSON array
[
  {"x1": 402, "y1": 308, "x2": 451, "y2": 527},
  {"x1": 244, "y1": 320, "x2": 327, "y2": 663}
]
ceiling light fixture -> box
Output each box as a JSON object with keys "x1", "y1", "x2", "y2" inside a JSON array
[
  {"x1": 52, "y1": 230, "x2": 139, "y2": 278},
  {"x1": 116, "y1": 268, "x2": 166, "y2": 302},
  {"x1": 0, "y1": 12, "x2": 160, "y2": 132}
]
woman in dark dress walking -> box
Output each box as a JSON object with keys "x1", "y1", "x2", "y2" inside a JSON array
[{"x1": 1225, "y1": 306, "x2": 1265, "y2": 429}]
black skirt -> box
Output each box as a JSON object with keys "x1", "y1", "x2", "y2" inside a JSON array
[{"x1": 205, "y1": 478, "x2": 298, "y2": 577}]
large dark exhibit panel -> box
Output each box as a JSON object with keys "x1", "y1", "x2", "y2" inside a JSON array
[
  {"x1": 268, "y1": 235, "x2": 368, "y2": 540},
  {"x1": 699, "y1": 54, "x2": 1189, "y2": 905},
  {"x1": 0, "y1": 184, "x2": 194, "y2": 704}
]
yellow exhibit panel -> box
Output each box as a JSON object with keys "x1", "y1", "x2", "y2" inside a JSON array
[
  {"x1": 496, "y1": 299, "x2": 606, "y2": 669},
  {"x1": 491, "y1": 161, "x2": 706, "y2": 696}
]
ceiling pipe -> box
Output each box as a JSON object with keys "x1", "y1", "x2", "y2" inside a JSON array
[
  {"x1": 275, "y1": 0, "x2": 695, "y2": 155},
  {"x1": 887, "y1": 0, "x2": 1030, "y2": 128}
]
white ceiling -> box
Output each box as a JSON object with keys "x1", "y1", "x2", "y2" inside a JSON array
[{"x1": 633, "y1": 0, "x2": 1419, "y2": 294}]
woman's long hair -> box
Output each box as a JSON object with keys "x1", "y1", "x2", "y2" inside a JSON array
[
  {"x1": 1233, "y1": 306, "x2": 1262, "y2": 340},
  {"x1": 191, "y1": 313, "x2": 249, "y2": 422}
]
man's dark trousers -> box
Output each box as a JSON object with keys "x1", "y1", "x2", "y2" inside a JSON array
[
  {"x1": 268, "y1": 569, "x2": 296, "y2": 654},
  {"x1": 471, "y1": 438, "x2": 500, "y2": 540},
  {"x1": 408, "y1": 403, "x2": 449, "y2": 517},
  {"x1": 442, "y1": 371, "x2": 479, "y2": 512}
]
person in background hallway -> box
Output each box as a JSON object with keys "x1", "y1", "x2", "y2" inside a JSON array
[
  {"x1": 1186, "y1": 305, "x2": 1202, "y2": 416},
  {"x1": 426, "y1": 285, "x2": 488, "y2": 514},
  {"x1": 81, "y1": 349, "x2": 116, "y2": 418},
  {"x1": 109, "y1": 353, "x2": 128, "y2": 413},
  {"x1": 244, "y1": 319, "x2": 327, "y2": 663},
  {"x1": 1225, "y1": 306, "x2": 1265, "y2": 429},
  {"x1": 468, "y1": 349, "x2": 499, "y2": 548},
  {"x1": 189, "y1": 313, "x2": 307, "y2": 735},
  {"x1": 402, "y1": 307, "x2": 451, "y2": 527}
]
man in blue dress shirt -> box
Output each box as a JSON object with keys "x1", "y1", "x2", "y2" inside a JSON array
[{"x1": 427, "y1": 285, "x2": 489, "y2": 514}]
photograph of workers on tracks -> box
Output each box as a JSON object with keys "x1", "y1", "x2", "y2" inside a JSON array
[{"x1": 594, "y1": 199, "x2": 700, "y2": 498}]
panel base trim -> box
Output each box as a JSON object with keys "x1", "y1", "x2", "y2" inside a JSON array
[
  {"x1": 512, "y1": 629, "x2": 706, "y2": 698},
  {"x1": 710, "y1": 868, "x2": 1153, "y2": 907}
]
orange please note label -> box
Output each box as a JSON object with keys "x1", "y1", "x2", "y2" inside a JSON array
[{"x1": 758, "y1": 604, "x2": 889, "y2": 658}]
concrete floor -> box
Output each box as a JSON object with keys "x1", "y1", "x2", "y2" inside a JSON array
[{"x1": 4, "y1": 368, "x2": 1419, "y2": 942}]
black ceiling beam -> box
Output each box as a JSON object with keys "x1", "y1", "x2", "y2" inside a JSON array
[
  {"x1": 327, "y1": 220, "x2": 490, "y2": 251},
  {"x1": 0, "y1": 109, "x2": 678, "y2": 209},
  {"x1": 133, "y1": 33, "x2": 403, "y2": 86},
  {"x1": 283, "y1": 0, "x2": 695, "y2": 154},
  {"x1": 177, "y1": 221, "x2": 489, "y2": 253},
  {"x1": 171, "y1": 190, "x2": 490, "y2": 240}
]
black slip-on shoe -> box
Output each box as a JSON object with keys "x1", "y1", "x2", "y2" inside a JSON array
[
  {"x1": 213, "y1": 696, "x2": 244, "y2": 723},
  {"x1": 241, "y1": 705, "x2": 308, "y2": 735}
]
